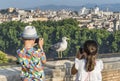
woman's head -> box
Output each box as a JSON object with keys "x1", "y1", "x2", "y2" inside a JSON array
[
  {"x1": 83, "y1": 40, "x2": 98, "y2": 72},
  {"x1": 21, "y1": 26, "x2": 39, "y2": 47},
  {"x1": 83, "y1": 40, "x2": 98, "y2": 56},
  {"x1": 21, "y1": 26, "x2": 39, "y2": 40}
]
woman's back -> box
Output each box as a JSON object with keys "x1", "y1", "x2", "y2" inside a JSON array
[
  {"x1": 75, "y1": 58, "x2": 103, "y2": 81},
  {"x1": 71, "y1": 40, "x2": 104, "y2": 81}
]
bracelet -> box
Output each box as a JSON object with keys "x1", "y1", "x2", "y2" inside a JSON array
[
  {"x1": 41, "y1": 55, "x2": 45, "y2": 60},
  {"x1": 38, "y1": 48, "x2": 44, "y2": 52}
]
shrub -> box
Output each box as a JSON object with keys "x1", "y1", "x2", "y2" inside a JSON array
[{"x1": 0, "y1": 51, "x2": 8, "y2": 64}]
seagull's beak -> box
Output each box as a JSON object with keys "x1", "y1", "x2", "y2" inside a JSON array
[{"x1": 66, "y1": 38, "x2": 70, "y2": 40}]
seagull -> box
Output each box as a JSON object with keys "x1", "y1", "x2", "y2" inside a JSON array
[{"x1": 50, "y1": 37, "x2": 69, "y2": 58}]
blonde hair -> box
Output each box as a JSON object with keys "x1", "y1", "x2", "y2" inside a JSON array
[{"x1": 83, "y1": 40, "x2": 98, "y2": 72}]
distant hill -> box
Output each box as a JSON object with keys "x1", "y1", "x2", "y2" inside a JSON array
[
  {"x1": 100, "y1": 4, "x2": 120, "y2": 12},
  {"x1": 28, "y1": 5, "x2": 81, "y2": 11},
  {"x1": 27, "y1": 3, "x2": 120, "y2": 12}
]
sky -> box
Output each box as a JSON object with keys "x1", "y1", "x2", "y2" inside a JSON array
[{"x1": 0, "y1": 0, "x2": 120, "y2": 9}]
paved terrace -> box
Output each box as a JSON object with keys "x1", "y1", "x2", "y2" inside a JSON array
[{"x1": 0, "y1": 55, "x2": 120, "y2": 81}]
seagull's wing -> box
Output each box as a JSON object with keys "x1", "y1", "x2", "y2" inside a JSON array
[
  {"x1": 52, "y1": 42, "x2": 61, "y2": 50},
  {"x1": 50, "y1": 42, "x2": 61, "y2": 50}
]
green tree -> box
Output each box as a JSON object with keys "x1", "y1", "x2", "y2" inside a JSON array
[
  {"x1": 0, "y1": 51, "x2": 8, "y2": 63},
  {"x1": 0, "y1": 19, "x2": 120, "y2": 58}
]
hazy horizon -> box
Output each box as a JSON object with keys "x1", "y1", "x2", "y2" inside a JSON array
[{"x1": 0, "y1": 0, "x2": 120, "y2": 9}]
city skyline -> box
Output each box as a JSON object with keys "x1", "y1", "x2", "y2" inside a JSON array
[{"x1": 0, "y1": 0, "x2": 120, "y2": 9}]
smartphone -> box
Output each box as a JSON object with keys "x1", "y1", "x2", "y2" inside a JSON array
[
  {"x1": 35, "y1": 38, "x2": 39, "y2": 43},
  {"x1": 79, "y1": 47, "x2": 85, "y2": 59},
  {"x1": 79, "y1": 47, "x2": 83, "y2": 54}
]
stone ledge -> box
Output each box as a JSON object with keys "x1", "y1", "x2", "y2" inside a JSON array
[
  {"x1": 0, "y1": 57, "x2": 120, "y2": 81},
  {"x1": 45, "y1": 57, "x2": 120, "y2": 70},
  {"x1": 102, "y1": 57, "x2": 120, "y2": 70},
  {"x1": 0, "y1": 67, "x2": 21, "y2": 81}
]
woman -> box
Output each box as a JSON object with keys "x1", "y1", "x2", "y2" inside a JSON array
[
  {"x1": 71, "y1": 40, "x2": 103, "y2": 81},
  {"x1": 17, "y1": 26, "x2": 46, "y2": 81}
]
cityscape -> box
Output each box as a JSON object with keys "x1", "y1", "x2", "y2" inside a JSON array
[
  {"x1": 0, "y1": 6, "x2": 120, "y2": 32},
  {"x1": 0, "y1": 0, "x2": 120, "y2": 81}
]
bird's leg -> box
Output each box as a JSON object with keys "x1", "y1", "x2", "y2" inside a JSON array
[
  {"x1": 60, "y1": 51, "x2": 62, "y2": 58},
  {"x1": 58, "y1": 51, "x2": 60, "y2": 58}
]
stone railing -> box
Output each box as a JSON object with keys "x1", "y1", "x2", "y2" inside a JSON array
[{"x1": 0, "y1": 57, "x2": 120, "y2": 81}]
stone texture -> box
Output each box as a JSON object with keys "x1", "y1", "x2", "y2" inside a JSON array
[
  {"x1": 0, "y1": 57, "x2": 120, "y2": 81},
  {"x1": 0, "y1": 66, "x2": 21, "y2": 81}
]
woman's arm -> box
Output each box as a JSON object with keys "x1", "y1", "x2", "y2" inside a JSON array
[
  {"x1": 71, "y1": 51, "x2": 83, "y2": 75},
  {"x1": 71, "y1": 63, "x2": 78, "y2": 75},
  {"x1": 71, "y1": 52, "x2": 79, "y2": 75},
  {"x1": 40, "y1": 51, "x2": 46, "y2": 64},
  {"x1": 38, "y1": 38, "x2": 46, "y2": 64}
]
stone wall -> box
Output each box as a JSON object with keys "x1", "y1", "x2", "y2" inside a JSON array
[
  {"x1": 45, "y1": 57, "x2": 120, "y2": 81},
  {"x1": 102, "y1": 69, "x2": 120, "y2": 81},
  {"x1": 0, "y1": 57, "x2": 120, "y2": 81},
  {"x1": 101, "y1": 57, "x2": 120, "y2": 81}
]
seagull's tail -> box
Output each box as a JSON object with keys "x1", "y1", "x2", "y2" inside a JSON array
[
  {"x1": 49, "y1": 45, "x2": 55, "y2": 51},
  {"x1": 48, "y1": 45, "x2": 57, "y2": 56}
]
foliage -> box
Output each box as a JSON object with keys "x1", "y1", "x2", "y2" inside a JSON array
[
  {"x1": 0, "y1": 51, "x2": 8, "y2": 64},
  {"x1": 0, "y1": 19, "x2": 120, "y2": 58}
]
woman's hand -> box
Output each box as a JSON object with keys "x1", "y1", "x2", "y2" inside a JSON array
[
  {"x1": 39, "y1": 38, "x2": 44, "y2": 49},
  {"x1": 76, "y1": 51, "x2": 80, "y2": 59},
  {"x1": 76, "y1": 51, "x2": 84, "y2": 59}
]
